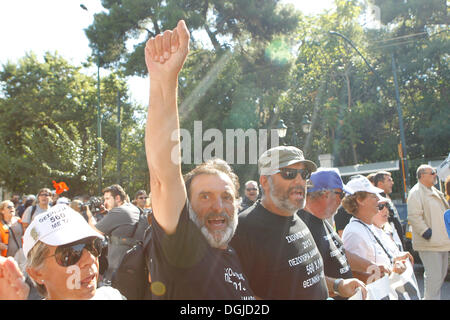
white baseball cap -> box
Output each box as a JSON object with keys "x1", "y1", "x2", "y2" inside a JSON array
[
  {"x1": 56, "y1": 197, "x2": 70, "y2": 205},
  {"x1": 23, "y1": 204, "x2": 103, "y2": 258},
  {"x1": 345, "y1": 176, "x2": 388, "y2": 202}
]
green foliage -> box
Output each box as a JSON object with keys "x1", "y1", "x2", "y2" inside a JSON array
[{"x1": 0, "y1": 53, "x2": 146, "y2": 196}]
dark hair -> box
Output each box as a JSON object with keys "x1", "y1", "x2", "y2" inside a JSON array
[
  {"x1": 102, "y1": 184, "x2": 127, "y2": 202},
  {"x1": 184, "y1": 158, "x2": 240, "y2": 200},
  {"x1": 373, "y1": 171, "x2": 391, "y2": 187},
  {"x1": 445, "y1": 175, "x2": 450, "y2": 198},
  {"x1": 135, "y1": 190, "x2": 147, "y2": 199}
]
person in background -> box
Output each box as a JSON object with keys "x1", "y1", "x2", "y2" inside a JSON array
[
  {"x1": 372, "y1": 198, "x2": 413, "y2": 267},
  {"x1": 16, "y1": 195, "x2": 35, "y2": 219},
  {"x1": 0, "y1": 200, "x2": 24, "y2": 258},
  {"x1": 407, "y1": 164, "x2": 450, "y2": 300},
  {"x1": 373, "y1": 171, "x2": 405, "y2": 250},
  {"x1": 342, "y1": 176, "x2": 411, "y2": 276},
  {"x1": 239, "y1": 180, "x2": 259, "y2": 213},
  {"x1": 22, "y1": 188, "x2": 52, "y2": 231},
  {"x1": 334, "y1": 175, "x2": 366, "y2": 237},
  {"x1": 85, "y1": 184, "x2": 140, "y2": 285},
  {"x1": 445, "y1": 175, "x2": 450, "y2": 206},
  {"x1": 298, "y1": 168, "x2": 367, "y2": 299},
  {"x1": 134, "y1": 190, "x2": 149, "y2": 215}
]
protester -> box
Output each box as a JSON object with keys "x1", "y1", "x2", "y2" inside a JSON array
[
  {"x1": 10, "y1": 195, "x2": 21, "y2": 210},
  {"x1": 19, "y1": 204, "x2": 123, "y2": 300},
  {"x1": 134, "y1": 190, "x2": 149, "y2": 215},
  {"x1": 239, "y1": 180, "x2": 259, "y2": 213},
  {"x1": 85, "y1": 184, "x2": 140, "y2": 284},
  {"x1": 22, "y1": 188, "x2": 52, "y2": 230},
  {"x1": 0, "y1": 200, "x2": 24, "y2": 258},
  {"x1": 70, "y1": 199, "x2": 83, "y2": 213},
  {"x1": 334, "y1": 175, "x2": 366, "y2": 237},
  {"x1": 373, "y1": 171, "x2": 405, "y2": 250},
  {"x1": 231, "y1": 145, "x2": 333, "y2": 299},
  {"x1": 372, "y1": 199, "x2": 413, "y2": 266},
  {"x1": 298, "y1": 168, "x2": 367, "y2": 299},
  {"x1": 445, "y1": 174, "x2": 450, "y2": 205},
  {"x1": 16, "y1": 195, "x2": 35, "y2": 219},
  {"x1": 407, "y1": 164, "x2": 450, "y2": 300},
  {"x1": 342, "y1": 176, "x2": 412, "y2": 275},
  {"x1": 144, "y1": 20, "x2": 254, "y2": 300}
]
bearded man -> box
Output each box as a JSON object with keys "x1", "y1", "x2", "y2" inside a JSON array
[{"x1": 144, "y1": 20, "x2": 254, "y2": 300}]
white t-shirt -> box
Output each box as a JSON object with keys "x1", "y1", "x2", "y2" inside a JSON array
[
  {"x1": 90, "y1": 286, "x2": 125, "y2": 300},
  {"x1": 22, "y1": 205, "x2": 49, "y2": 224},
  {"x1": 373, "y1": 225, "x2": 401, "y2": 259},
  {"x1": 342, "y1": 217, "x2": 391, "y2": 266}
]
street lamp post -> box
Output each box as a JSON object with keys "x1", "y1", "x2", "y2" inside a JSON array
[
  {"x1": 329, "y1": 31, "x2": 409, "y2": 200},
  {"x1": 276, "y1": 119, "x2": 288, "y2": 145},
  {"x1": 81, "y1": 4, "x2": 102, "y2": 195}
]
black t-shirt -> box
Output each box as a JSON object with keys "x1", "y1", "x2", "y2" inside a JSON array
[
  {"x1": 297, "y1": 209, "x2": 353, "y2": 280},
  {"x1": 334, "y1": 206, "x2": 352, "y2": 233},
  {"x1": 150, "y1": 201, "x2": 255, "y2": 300},
  {"x1": 230, "y1": 201, "x2": 328, "y2": 300}
]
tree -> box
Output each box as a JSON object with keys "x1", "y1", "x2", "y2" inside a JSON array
[{"x1": 0, "y1": 53, "x2": 145, "y2": 196}]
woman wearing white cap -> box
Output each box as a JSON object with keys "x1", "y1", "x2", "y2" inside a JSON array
[
  {"x1": 0, "y1": 204, "x2": 124, "y2": 300},
  {"x1": 341, "y1": 176, "x2": 411, "y2": 276}
]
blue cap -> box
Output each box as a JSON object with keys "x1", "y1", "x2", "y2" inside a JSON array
[
  {"x1": 444, "y1": 209, "x2": 450, "y2": 239},
  {"x1": 308, "y1": 168, "x2": 354, "y2": 194}
]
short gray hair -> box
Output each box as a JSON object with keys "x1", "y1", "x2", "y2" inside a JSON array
[
  {"x1": 307, "y1": 190, "x2": 329, "y2": 200},
  {"x1": 416, "y1": 164, "x2": 431, "y2": 180}
]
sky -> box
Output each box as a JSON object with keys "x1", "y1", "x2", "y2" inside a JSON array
[{"x1": 0, "y1": 0, "x2": 335, "y2": 107}]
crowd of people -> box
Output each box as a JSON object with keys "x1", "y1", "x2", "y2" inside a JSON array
[{"x1": 1, "y1": 20, "x2": 449, "y2": 301}]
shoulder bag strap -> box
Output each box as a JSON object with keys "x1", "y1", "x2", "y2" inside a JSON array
[
  {"x1": 354, "y1": 219, "x2": 394, "y2": 264},
  {"x1": 1, "y1": 220, "x2": 20, "y2": 249}
]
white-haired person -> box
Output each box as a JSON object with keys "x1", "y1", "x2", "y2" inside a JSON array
[
  {"x1": 341, "y1": 176, "x2": 412, "y2": 277},
  {"x1": 0, "y1": 204, "x2": 124, "y2": 300}
]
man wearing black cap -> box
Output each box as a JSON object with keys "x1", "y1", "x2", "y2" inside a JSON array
[{"x1": 231, "y1": 146, "x2": 331, "y2": 299}]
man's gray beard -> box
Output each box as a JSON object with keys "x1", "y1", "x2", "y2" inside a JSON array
[
  {"x1": 188, "y1": 202, "x2": 238, "y2": 249},
  {"x1": 268, "y1": 177, "x2": 305, "y2": 214}
]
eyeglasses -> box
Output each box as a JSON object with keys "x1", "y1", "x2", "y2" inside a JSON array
[
  {"x1": 378, "y1": 203, "x2": 388, "y2": 210},
  {"x1": 138, "y1": 196, "x2": 148, "y2": 200},
  {"x1": 46, "y1": 238, "x2": 104, "y2": 267},
  {"x1": 333, "y1": 191, "x2": 345, "y2": 199},
  {"x1": 39, "y1": 193, "x2": 51, "y2": 197},
  {"x1": 426, "y1": 171, "x2": 436, "y2": 175},
  {"x1": 275, "y1": 168, "x2": 311, "y2": 180},
  {"x1": 246, "y1": 188, "x2": 258, "y2": 192},
  {"x1": 6, "y1": 205, "x2": 14, "y2": 209}
]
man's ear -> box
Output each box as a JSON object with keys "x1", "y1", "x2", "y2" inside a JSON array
[{"x1": 259, "y1": 175, "x2": 269, "y2": 194}]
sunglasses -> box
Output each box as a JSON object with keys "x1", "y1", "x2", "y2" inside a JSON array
[
  {"x1": 378, "y1": 203, "x2": 388, "y2": 210},
  {"x1": 246, "y1": 188, "x2": 258, "y2": 192},
  {"x1": 275, "y1": 168, "x2": 311, "y2": 180},
  {"x1": 46, "y1": 238, "x2": 104, "y2": 267},
  {"x1": 6, "y1": 205, "x2": 15, "y2": 209},
  {"x1": 333, "y1": 191, "x2": 346, "y2": 199}
]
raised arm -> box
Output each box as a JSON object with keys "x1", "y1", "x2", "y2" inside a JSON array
[{"x1": 144, "y1": 20, "x2": 190, "y2": 234}]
